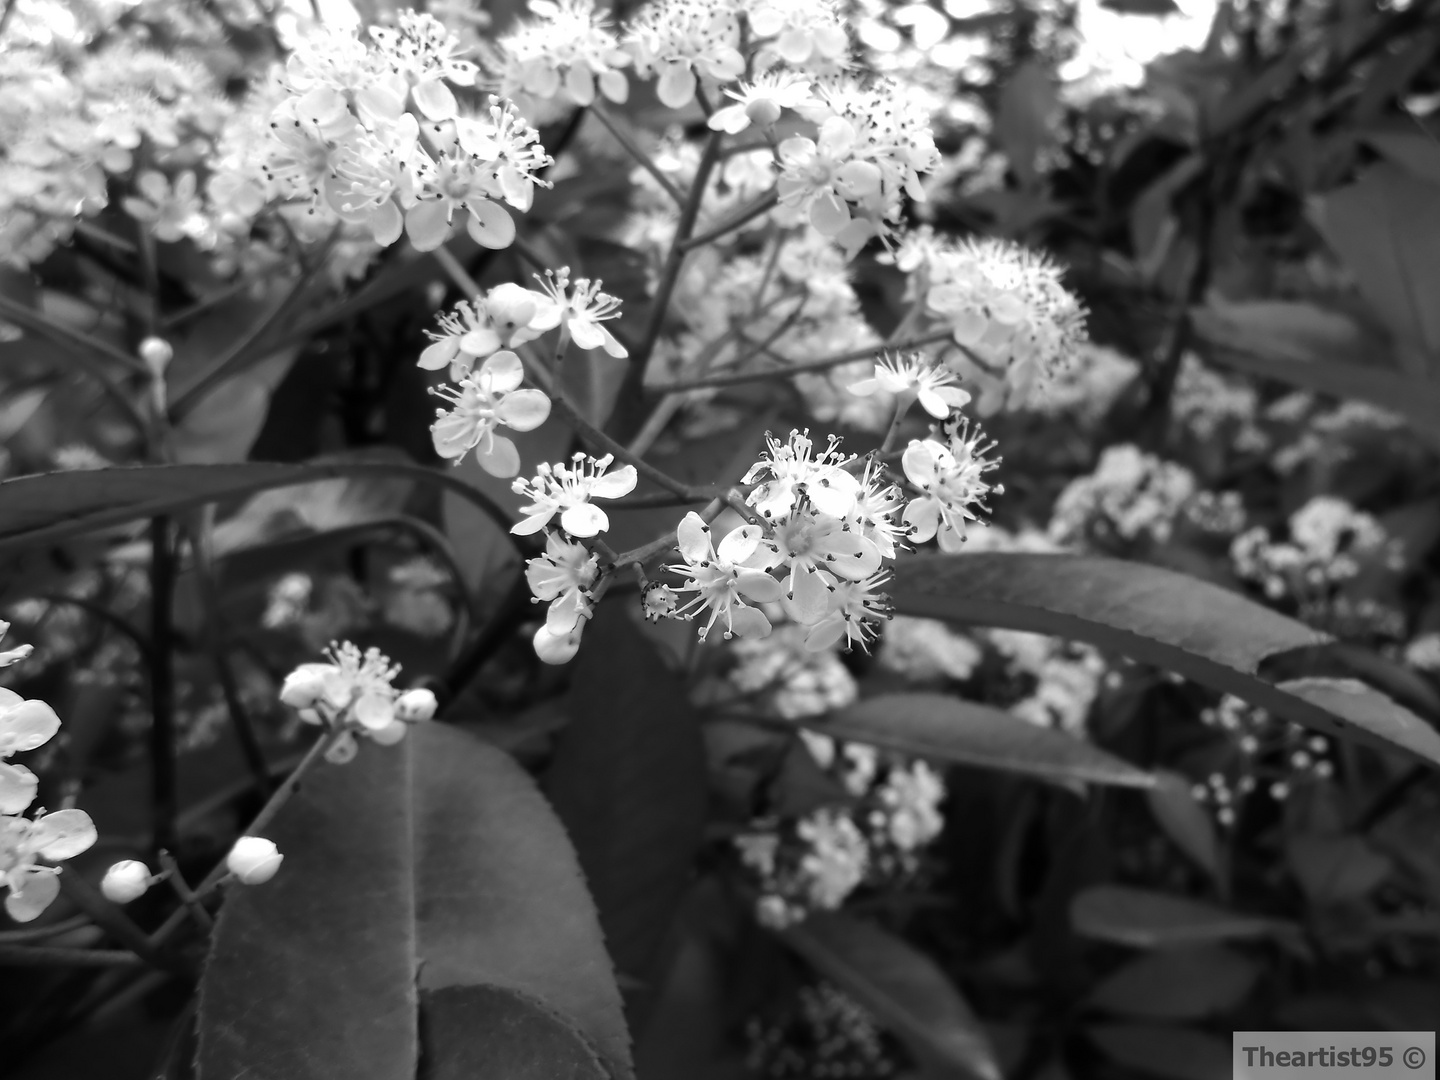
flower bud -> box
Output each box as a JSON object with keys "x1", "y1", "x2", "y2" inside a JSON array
[
  {"x1": 368, "y1": 718, "x2": 407, "y2": 746},
  {"x1": 642, "y1": 583, "x2": 678, "y2": 622},
  {"x1": 100, "y1": 860, "x2": 152, "y2": 904},
  {"x1": 533, "y1": 624, "x2": 582, "y2": 664},
  {"x1": 745, "y1": 98, "x2": 782, "y2": 128},
  {"x1": 395, "y1": 688, "x2": 437, "y2": 722},
  {"x1": 138, "y1": 336, "x2": 173, "y2": 373},
  {"x1": 226, "y1": 836, "x2": 283, "y2": 885}
]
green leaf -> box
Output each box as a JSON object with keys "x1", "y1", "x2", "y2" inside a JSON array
[
  {"x1": 802, "y1": 693, "x2": 1155, "y2": 788},
  {"x1": 197, "y1": 724, "x2": 631, "y2": 1080},
  {"x1": 995, "y1": 61, "x2": 1061, "y2": 189},
  {"x1": 780, "y1": 913, "x2": 1001, "y2": 1080},
  {"x1": 1087, "y1": 1024, "x2": 1232, "y2": 1080},
  {"x1": 1086, "y1": 947, "x2": 1259, "y2": 1019},
  {"x1": 545, "y1": 602, "x2": 708, "y2": 990},
  {"x1": 420, "y1": 986, "x2": 609, "y2": 1080},
  {"x1": 1310, "y1": 163, "x2": 1440, "y2": 368},
  {"x1": 1146, "y1": 770, "x2": 1221, "y2": 881},
  {"x1": 888, "y1": 553, "x2": 1440, "y2": 767},
  {"x1": 0, "y1": 460, "x2": 509, "y2": 555},
  {"x1": 1190, "y1": 297, "x2": 1440, "y2": 442},
  {"x1": 1286, "y1": 833, "x2": 1392, "y2": 905},
  {"x1": 1071, "y1": 886, "x2": 1295, "y2": 949}
]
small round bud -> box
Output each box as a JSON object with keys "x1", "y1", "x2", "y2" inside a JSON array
[
  {"x1": 101, "y1": 860, "x2": 152, "y2": 904},
  {"x1": 138, "y1": 336, "x2": 174, "y2": 371},
  {"x1": 642, "y1": 583, "x2": 678, "y2": 622},
  {"x1": 227, "y1": 836, "x2": 283, "y2": 885},
  {"x1": 533, "y1": 624, "x2": 581, "y2": 664},
  {"x1": 368, "y1": 719, "x2": 408, "y2": 746},
  {"x1": 395, "y1": 688, "x2": 437, "y2": 722},
  {"x1": 745, "y1": 98, "x2": 782, "y2": 128}
]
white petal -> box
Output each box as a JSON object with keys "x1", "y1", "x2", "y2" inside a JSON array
[
  {"x1": 561, "y1": 502, "x2": 609, "y2": 537},
  {"x1": 5, "y1": 868, "x2": 60, "y2": 922},
  {"x1": 466, "y1": 200, "x2": 516, "y2": 249},
  {"x1": 589, "y1": 464, "x2": 638, "y2": 498},
  {"x1": 0, "y1": 761, "x2": 38, "y2": 815},
  {"x1": 480, "y1": 350, "x2": 525, "y2": 393},
  {"x1": 676, "y1": 512, "x2": 712, "y2": 563},
  {"x1": 717, "y1": 524, "x2": 762, "y2": 564},
  {"x1": 496, "y1": 389, "x2": 551, "y2": 432},
  {"x1": 477, "y1": 435, "x2": 522, "y2": 478},
  {"x1": 31, "y1": 809, "x2": 98, "y2": 861}
]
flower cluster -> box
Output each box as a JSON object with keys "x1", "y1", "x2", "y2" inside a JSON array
[
  {"x1": 744, "y1": 981, "x2": 899, "y2": 1080},
  {"x1": 1193, "y1": 695, "x2": 1333, "y2": 827},
  {"x1": 279, "y1": 642, "x2": 437, "y2": 764},
  {"x1": 901, "y1": 414, "x2": 1003, "y2": 553},
  {"x1": 736, "y1": 732, "x2": 945, "y2": 927},
  {"x1": 892, "y1": 230, "x2": 1088, "y2": 411},
  {"x1": 623, "y1": 0, "x2": 745, "y2": 109},
  {"x1": 487, "y1": 0, "x2": 632, "y2": 122},
  {"x1": 1048, "y1": 444, "x2": 1198, "y2": 550},
  {"x1": 775, "y1": 78, "x2": 941, "y2": 256},
  {"x1": 0, "y1": 623, "x2": 96, "y2": 922},
  {"x1": 1231, "y1": 496, "x2": 1402, "y2": 604}
]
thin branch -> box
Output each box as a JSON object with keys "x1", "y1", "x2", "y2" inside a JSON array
[
  {"x1": 0, "y1": 945, "x2": 143, "y2": 967},
  {"x1": 149, "y1": 517, "x2": 178, "y2": 854},
  {"x1": 550, "y1": 393, "x2": 701, "y2": 500},
  {"x1": 0, "y1": 914, "x2": 92, "y2": 944},
  {"x1": 0, "y1": 293, "x2": 148, "y2": 375},
  {"x1": 650, "y1": 330, "x2": 953, "y2": 392},
  {"x1": 589, "y1": 103, "x2": 686, "y2": 206},
  {"x1": 679, "y1": 188, "x2": 779, "y2": 251}
]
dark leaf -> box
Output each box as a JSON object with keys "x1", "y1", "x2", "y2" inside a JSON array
[
  {"x1": 1286, "y1": 833, "x2": 1392, "y2": 905},
  {"x1": 1086, "y1": 947, "x2": 1259, "y2": 1019},
  {"x1": 888, "y1": 553, "x2": 1440, "y2": 766},
  {"x1": 781, "y1": 913, "x2": 1001, "y2": 1080},
  {"x1": 1071, "y1": 886, "x2": 1295, "y2": 949},
  {"x1": 1146, "y1": 770, "x2": 1221, "y2": 880},
  {"x1": 197, "y1": 723, "x2": 631, "y2": 1080},
  {"x1": 804, "y1": 693, "x2": 1154, "y2": 788},
  {"x1": 420, "y1": 986, "x2": 609, "y2": 1080},
  {"x1": 1087, "y1": 1024, "x2": 1232, "y2": 1080},
  {"x1": 546, "y1": 602, "x2": 708, "y2": 988}
]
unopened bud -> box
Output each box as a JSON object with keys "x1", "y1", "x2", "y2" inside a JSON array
[
  {"x1": 138, "y1": 336, "x2": 173, "y2": 373},
  {"x1": 533, "y1": 624, "x2": 582, "y2": 664},
  {"x1": 101, "y1": 860, "x2": 152, "y2": 904},
  {"x1": 745, "y1": 99, "x2": 782, "y2": 128},
  {"x1": 395, "y1": 688, "x2": 437, "y2": 722},
  {"x1": 226, "y1": 836, "x2": 283, "y2": 885},
  {"x1": 642, "y1": 583, "x2": 677, "y2": 622}
]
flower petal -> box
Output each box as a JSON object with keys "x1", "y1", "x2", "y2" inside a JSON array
[
  {"x1": 477, "y1": 434, "x2": 522, "y2": 478},
  {"x1": 30, "y1": 809, "x2": 98, "y2": 861},
  {"x1": 405, "y1": 200, "x2": 453, "y2": 252},
  {"x1": 561, "y1": 502, "x2": 609, "y2": 537},
  {"x1": 480, "y1": 349, "x2": 525, "y2": 393},
  {"x1": 466, "y1": 200, "x2": 516, "y2": 249},
  {"x1": 676, "y1": 512, "x2": 712, "y2": 563},
  {"x1": 5, "y1": 868, "x2": 60, "y2": 923},
  {"x1": 497, "y1": 389, "x2": 551, "y2": 432},
  {"x1": 589, "y1": 463, "x2": 637, "y2": 499},
  {"x1": 0, "y1": 699, "x2": 60, "y2": 754},
  {"x1": 0, "y1": 761, "x2": 38, "y2": 815}
]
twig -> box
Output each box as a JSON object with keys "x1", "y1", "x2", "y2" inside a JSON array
[
  {"x1": 57, "y1": 871, "x2": 184, "y2": 974},
  {"x1": 0, "y1": 914, "x2": 92, "y2": 944},
  {"x1": 0, "y1": 945, "x2": 143, "y2": 967},
  {"x1": 589, "y1": 103, "x2": 685, "y2": 206},
  {"x1": 432, "y1": 244, "x2": 484, "y2": 298},
  {"x1": 149, "y1": 517, "x2": 177, "y2": 854},
  {"x1": 679, "y1": 188, "x2": 779, "y2": 251},
  {"x1": 550, "y1": 393, "x2": 701, "y2": 500},
  {"x1": 157, "y1": 850, "x2": 214, "y2": 932}
]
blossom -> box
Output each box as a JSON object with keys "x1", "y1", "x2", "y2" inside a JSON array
[
  {"x1": 795, "y1": 808, "x2": 869, "y2": 909},
  {"x1": 429, "y1": 351, "x2": 552, "y2": 476},
  {"x1": 278, "y1": 643, "x2": 430, "y2": 760},
  {"x1": 531, "y1": 267, "x2": 629, "y2": 357},
  {"x1": 526, "y1": 531, "x2": 601, "y2": 634},
  {"x1": 901, "y1": 415, "x2": 1002, "y2": 552},
  {"x1": 0, "y1": 622, "x2": 34, "y2": 668},
  {"x1": 418, "y1": 283, "x2": 557, "y2": 377},
  {"x1": 0, "y1": 809, "x2": 97, "y2": 921},
  {"x1": 777, "y1": 116, "x2": 883, "y2": 239},
  {"x1": 707, "y1": 70, "x2": 814, "y2": 133},
  {"x1": 667, "y1": 512, "x2": 784, "y2": 640},
  {"x1": 511, "y1": 453, "x2": 638, "y2": 536},
  {"x1": 743, "y1": 429, "x2": 861, "y2": 522},
  {"x1": 796, "y1": 570, "x2": 892, "y2": 652},
  {"x1": 1048, "y1": 444, "x2": 1196, "y2": 548},
  {"x1": 122, "y1": 170, "x2": 210, "y2": 245},
  {"x1": 491, "y1": 0, "x2": 632, "y2": 110},
  {"x1": 744, "y1": 0, "x2": 849, "y2": 67},
  {"x1": 850, "y1": 351, "x2": 970, "y2": 419},
  {"x1": 0, "y1": 688, "x2": 59, "y2": 815},
  {"x1": 227, "y1": 836, "x2": 284, "y2": 885},
  {"x1": 623, "y1": 0, "x2": 745, "y2": 109},
  {"x1": 369, "y1": 11, "x2": 480, "y2": 122}
]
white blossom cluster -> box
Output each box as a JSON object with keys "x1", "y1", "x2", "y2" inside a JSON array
[
  {"x1": 891, "y1": 229, "x2": 1089, "y2": 412},
  {"x1": 1048, "y1": 444, "x2": 1198, "y2": 549},
  {"x1": 988, "y1": 629, "x2": 1107, "y2": 736},
  {"x1": 704, "y1": 623, "x2": 859, "y2": 720},
  {"x1": 1193, "y1": 694, "x2": 1333, "y2": 826},
  {"x1": 0, "y1": 623, "x2": 97, "y2": 922},
  {"x1": 1230, "y1": 495, "x2": 1402, "y2": 603},
  {"x1": 279, "y1": 641, "x2": 438, "y2": 764},
  {"x1": 744, "y1": 981, "x2": 898, "y2": 1080},
  {"x1": 736, "y1": 732, "x2": 945, "y2": 928}
]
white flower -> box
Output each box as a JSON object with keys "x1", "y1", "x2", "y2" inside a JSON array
[
  {"x1": 511, "y1": 453, "x2": 638, "y2": 536},
  {"x1": 101, "y1": 860, "x2": 153, "y2": 904},
  {"x1": 777, "y1": 116, "x2": 882, "y2": 238},
  {"x1": 850, "y1": 351, "x2": 970, "y2": 419},
  {"x1": 707, "y1": 70, "x2": 814, "y2": 133},
  {"x1": 0, "y1": 689, "x2": 59, "y2": 815},
  {"x1": 744, "y1": 0, "x2": 849, "y2": 67},
  {"x1": 395, "y1": 688, "x2": 439, "y2": 721},
  {"x1": 743, "y1": 429, "x2": 861, "y2": 522},
  {"x1": 796, "y1": 808, "x2": 868, "y2": 909},
  {"x1": 418, "y1": 284, "x2": 557, "y2": 377},
  {"x1": 623, "y1": 0, "x2": 745, "y2": 109},
  {"x1": 797, "y1": 570, "x2": 892, "y2": 652},
  {"x1": 0, "y1": 622, "x2": 34, "y2": 668},
  {"x1": 227, "y1": 836, "x2": 284, "y2": 885},
  {"x1": 902, "y1": 415, "x2": 1002, "y2": 552},
  {"x1": 429, "y1": 351, "x2": 552, "y2": 476},
  {"x1": 875, "y1": 761, "x2": 945, "y2": 850},
  {"x1": 493, "y1": 0, "x2": 632, "y2": 109},
  {"x1": 369, "y1": 11, "x2": 480, "y2": 122},
  {"x1": 667, "y1": 512, "x2": 784, "y2": 640},
  {"x1": 277, "y1": 643, "x2": 429, "y2": 755},
  {"x1": 531, "y1": 267, "x2": 629, "y2": 357},
  {"x1": 0, "y1": 809, "x2": 97, "y2": 922},
  {"x1": 526, "y1": 531, "x2": 600, "y2": 634}
]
